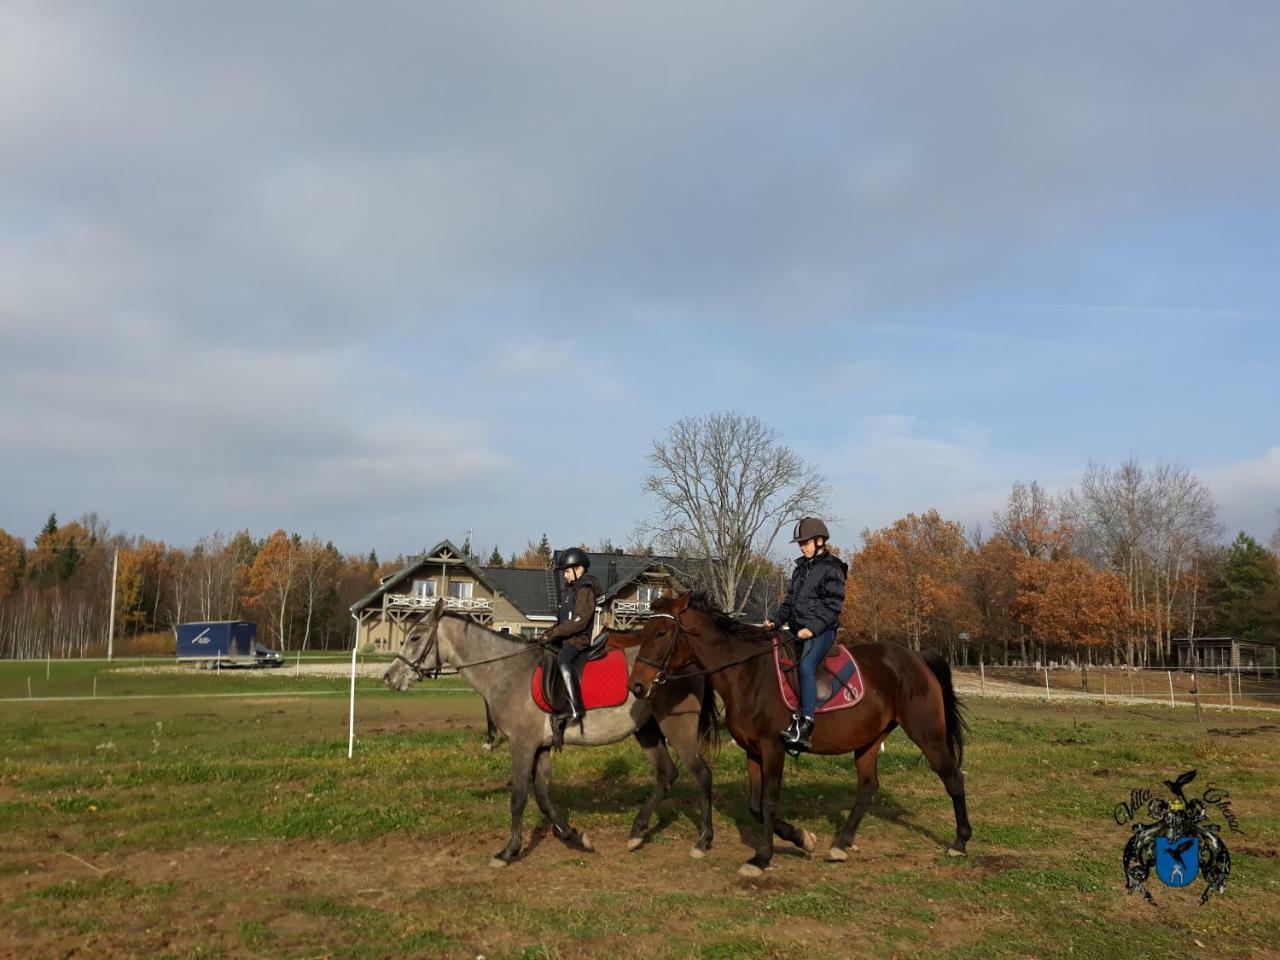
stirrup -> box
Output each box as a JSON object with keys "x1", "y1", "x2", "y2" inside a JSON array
[
  {"x1": 779, "y1": 713, "x2": 801, "y2": 744},
  {"x1": 790, "y1": 716, "x2": 815, "y2": 753}
]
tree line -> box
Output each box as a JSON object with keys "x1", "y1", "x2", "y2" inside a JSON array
[
  {"x1": 0, "y1": 518, "x2": 386, "y2": 658},
  {"x1": 2, "y1": 413, "x2": 1278, "y2": 664},
  {"x1": 841, "y1": 467, "x2": 1280, "y2": 666}
]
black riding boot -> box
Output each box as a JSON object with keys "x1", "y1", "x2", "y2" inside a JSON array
[
  {"x1": 558, "y1": 661, "x2": 585, "y2": 723},
  {"x1": 792, "y1": 715, "x2": 815, "y2": 752},
  {"x1": 780, "y1": 714, "x2": 815, "y2": 753}
]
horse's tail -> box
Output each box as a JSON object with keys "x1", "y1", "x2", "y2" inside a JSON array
[
  {"x1": 697, "y1": 683, "x2": 721, "y2": 759},
  {"x1": 922, "y1": 651, "x2": 968, "y2": 768}
]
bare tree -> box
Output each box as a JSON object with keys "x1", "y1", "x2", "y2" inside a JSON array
[
  {"x1": 298, "y1": 536, "x2": 340, "y2": 651},
  {"x1": 641, "y1": 413, "x2": 829, "y2": 614},
  {"x1": 1062, "y1": 459, "x2": 1218, "y2": 666}
]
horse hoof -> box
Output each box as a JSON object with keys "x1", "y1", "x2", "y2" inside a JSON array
[
  {"x1": 801, "y1": 830, "x2": 817, "y2": 855},
  {"x1": 738, "y1": 863, "x2": 764, "y2": 879},
  {"x1": 626, "y1": 837, "x2": 644, "y2": 852},
  {"x1": 946, "y1": 847, "x2": 966, "y2": 858},
  {"x1": 489, "y1": 857, "x2": 509, "y2": 869},
  {"x1": 826, "y1": 847, "x2": 848, "y2": 862},
  {"x1": 579, "y1": 833, "x2": 594, "y2": 853},
  {"x1": 689, "y1": 847, "x2": 705, "y2": 860}
]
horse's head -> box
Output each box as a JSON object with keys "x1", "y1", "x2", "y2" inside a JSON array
[
  {"x1": 383, "y1": 598, "x2": 447, "y2": 692},
  {"x1": 629, "y1": 592, "x2": 698, "y2": 699}
]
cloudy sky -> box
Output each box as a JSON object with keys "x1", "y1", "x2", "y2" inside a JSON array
[{"x1": 3, "y1": 2, "x2": 1278, "y2": 558}]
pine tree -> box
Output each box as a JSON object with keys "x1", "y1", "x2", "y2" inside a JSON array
[
  {"x1": 1215, "y1": 532, "x2": 1280, "y2": 643},
  {"x1": 487, "y1": 546, "x2": 505, "y2": 567},
  {"x1": 537, "y1": 533, "x2": 551, "y2": 563}
]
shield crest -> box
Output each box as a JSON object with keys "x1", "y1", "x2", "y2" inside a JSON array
[{"x1": 1155, "y1": 836, "x2": 1200, "y2": 887}]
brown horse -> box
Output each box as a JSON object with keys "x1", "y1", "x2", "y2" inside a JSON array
[{"x1": 628, "y1": 592, "x2": 971, "y2": 877}]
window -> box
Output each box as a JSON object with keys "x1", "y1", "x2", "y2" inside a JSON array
[
  {"x1": 413, "y1": 579, "x2": 437, "y2": 599},
  {"x1": 636, "y1": 585, "x2": 663, "y2": 606},
  {"x1": 448, "y1": 580, "x2": 473, "y2": 600},
  {"x1": 520, "y1": 627, "x2": 541, "y2": 640}
]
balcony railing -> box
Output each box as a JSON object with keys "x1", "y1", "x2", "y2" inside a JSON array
[
  {"x1": 387, "y1": 595, "x2": 494, "y2": 612},
  {"x1": 612, "y1": 600, "x2": 653, "y2": 616}
]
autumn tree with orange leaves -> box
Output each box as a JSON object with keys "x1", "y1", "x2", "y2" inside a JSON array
[
  {"x1": 244, "y1": 530, "x2": 300, "y2": 649},
  {"x1": 1013, "y1": 556, "x2": 1130, "y2": 664}
]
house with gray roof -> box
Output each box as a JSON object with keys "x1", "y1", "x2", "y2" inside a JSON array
[{"x1": 350, "y1": 539, "x2": 703, "y2": 652}]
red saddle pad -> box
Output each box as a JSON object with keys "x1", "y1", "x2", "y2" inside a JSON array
[
  {"x1": 532, "y1": 648, "x2": 631, "y2": 714},
  {"x1": 774, "y1": 639, "x2": 865, "y2": 714}
]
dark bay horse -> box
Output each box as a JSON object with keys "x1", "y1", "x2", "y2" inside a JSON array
[
  {"x1": 628, "y1": 593, "x2": 971, "y2": 878},
  {"x1": 383, "y1": 600, "x2": 717, "y2": 867}
]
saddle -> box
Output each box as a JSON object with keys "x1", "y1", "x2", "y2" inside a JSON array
[
  {"x1": 773, "y1": 634, "x2": 865, "y2": 714},
  {"x1": 531, "y1": 641, "x2": 629, "y2": 715}
]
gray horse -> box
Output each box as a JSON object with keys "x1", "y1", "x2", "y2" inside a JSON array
[{"x1": 382, "y1": 599, "x2": 716, "y2": 867}]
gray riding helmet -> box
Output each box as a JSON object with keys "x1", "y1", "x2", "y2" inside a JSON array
[{"x1": 790, "y1": 517, "x2": 831, "y2": 543}]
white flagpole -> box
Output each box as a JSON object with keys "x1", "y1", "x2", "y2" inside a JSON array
[{"x1": 348, "y1": 613, "x2": 360, "y2": 759}]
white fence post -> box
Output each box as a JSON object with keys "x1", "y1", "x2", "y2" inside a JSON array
[
  {"x1": 1167, "y1": 671, "x2": 1175, "y2": 708},
  {"x1": 1228, "y1": 671, "x2": 1234, "y2": 713},
  {"x1": 979, "y1": 658, "x2": 986, "y2": 696},
  {"x1": 1044, "y1": 667, "x2": 1051, "y2": 702}
]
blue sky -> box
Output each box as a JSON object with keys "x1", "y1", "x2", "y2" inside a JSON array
[{"x1": 2, "y1": 3, "x2": 1277, "y2": 557}]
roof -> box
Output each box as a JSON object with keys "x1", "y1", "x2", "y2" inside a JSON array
[
  {"x1": 350, "y1": 543, "x2": 706, "y2": 618},
  {"x1": 349, "y1": 539, "x2": 505, "y2": 613}
]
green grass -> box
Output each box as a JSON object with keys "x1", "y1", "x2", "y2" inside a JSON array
[{"x1": 1, "y1": 668, "x2": 1278, "y2": 959}]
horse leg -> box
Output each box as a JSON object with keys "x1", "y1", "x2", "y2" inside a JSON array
[
  {"x1": 741, "y1": 743, "x2": 791, "y2": 877},
  {"x1": 902, "y1": 715, "x2": 972, "y2": 856},
  {"x1": 491, "y1": 738, "x2": 538, "y2": 868},
  {"x1": 625, "y1": 720, "x2": 679, "y2": 852},
  {"x1": 746, "y1": 752, "x2": 813, "y2": 858},
  {"x1": 828, "y1": 736, "x2": 886, "y2": 861},
  {"x1": 747, "y1": 754, "x2": 763, "y2": 822},
  {"x1": 484, "y1": 702, "x2": 499, "y2": 751},
  {"x1": 666, "y1": 715, "x2": 714, "y2": 857},
  {"x1": 531, "y1": 746, "x2": 594, "y2": 853}
]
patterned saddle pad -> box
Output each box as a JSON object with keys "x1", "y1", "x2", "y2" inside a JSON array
[{"x1": 773, "y1": 637, "x2": 865, "y2": 714}]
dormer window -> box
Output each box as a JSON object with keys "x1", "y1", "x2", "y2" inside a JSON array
[{"x1": 636, "y1": 585, "x2": 663, "y2": 606}]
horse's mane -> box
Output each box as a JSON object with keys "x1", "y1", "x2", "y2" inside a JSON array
[
  {"x1": 435, "y1": 611, "x2": 535, "y2": 645},
  {"x1": 658, "y1": 591, "x2": 775, "y2": 645}
]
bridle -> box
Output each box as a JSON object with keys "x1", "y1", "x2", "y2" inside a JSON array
[
  {"x1": 635, "y1": 612, "x2": 683, "y2": 687},
  {"x1": 636, "y1": 609, "x2": 784, "y2": 687},
  {"x1": 392, "y1": 614, "x2": 444, "y2": 681}
]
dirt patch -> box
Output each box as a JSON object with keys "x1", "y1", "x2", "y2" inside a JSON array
[
  {"x1": 0, "y1": 825, "x2": 993, "y2": 959},
  {"x1": 1207, "y1": 724, "x2": 1280, "y2": 737},
  {"x1": 1237, "y1": 845, "x2": 1280, "y2": 860}
]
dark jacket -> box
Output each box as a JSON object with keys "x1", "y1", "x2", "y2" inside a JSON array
[
  {"x1": 542, "y1": 574, "x2": 601, "y2": 649},
  {"x1": 772, "y1": 552, "x2": 847, "y2": 636}
]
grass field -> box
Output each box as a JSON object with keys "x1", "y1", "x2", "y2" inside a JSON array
[{"x1": 1, "y1": 660, "x2": 1278, "y2": 960}]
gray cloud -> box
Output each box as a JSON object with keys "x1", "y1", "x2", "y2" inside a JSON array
[{"x1": 3, "y1": 2, "x2": 1278, "y2": 549}]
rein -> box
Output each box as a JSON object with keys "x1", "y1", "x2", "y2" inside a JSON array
[
  {"x1": 640, "y1": 612, "x2": 778, "y2": 684},
  {"x1": 393, "y1": 617, "x2": 541, "y2": 679}
]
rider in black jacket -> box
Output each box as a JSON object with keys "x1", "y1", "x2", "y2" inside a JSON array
[
  {"x1": 541, "y1": 547, "x2": 601, "y2": 722},
  {"x1": 764, "y1": 518, "x2": 847, "y2": 752}
]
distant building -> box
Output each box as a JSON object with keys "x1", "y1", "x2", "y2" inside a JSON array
[
  {"x1": 1171, "y1": 636, "x2": 1277, "y2": 672},
  {"x1": 350, "y1": 539, "x2": 701, "y2": 652}
]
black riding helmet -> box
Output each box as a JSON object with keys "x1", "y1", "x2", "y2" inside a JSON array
[
  {"x1": 553, "y1": 547, "x2": 591, "y2": 571},
  {"x1": 790, "y1": 517, "x2": 830, "y2": 543}
]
